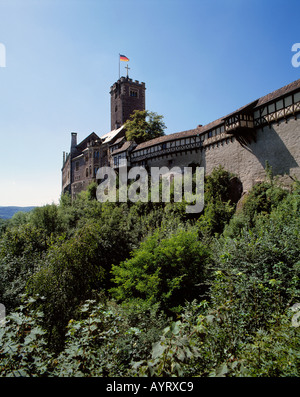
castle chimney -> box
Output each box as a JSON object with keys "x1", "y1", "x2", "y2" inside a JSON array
[{"x1": 71, "y1": 132, "x2": 77, "y2": 153}]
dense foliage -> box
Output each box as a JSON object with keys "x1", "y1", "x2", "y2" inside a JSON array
[
  {"x1": 0, "y1": 167, "x2": 299, "y2": 377},
  {"x1": 124, "y1": 110, "x2": 166, "y2": 143}
]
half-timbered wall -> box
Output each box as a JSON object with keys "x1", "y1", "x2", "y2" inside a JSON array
[{"x1": 129, "y1": 80, "x2": 300, "y2": 193}]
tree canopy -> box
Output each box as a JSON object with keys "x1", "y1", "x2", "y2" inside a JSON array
[
  {"x1": 0, "y1": 168, "x2": 299, "y2": 377},
  {"x1": 125, "y1": 110, "x2": 166, "y2": 144}
]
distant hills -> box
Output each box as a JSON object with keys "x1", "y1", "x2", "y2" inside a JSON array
[{"x1": 0, "y1": 206, "x2": 36, "y2": 219}]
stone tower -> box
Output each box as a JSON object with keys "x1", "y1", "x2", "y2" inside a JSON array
[{"x1": 110, "y1": 77, "x2": 146, "y2": 130}]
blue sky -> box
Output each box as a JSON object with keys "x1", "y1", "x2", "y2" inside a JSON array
[{"x1": 0, "y1": 0, "x2": 299, "y2": 206}]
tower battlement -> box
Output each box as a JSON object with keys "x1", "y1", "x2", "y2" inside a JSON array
[
  {"x1": 110, "y1": 76, "x2": 146, "y2": 130},
  {"x1": 110, "y1": 77, "x2": 146, "y2": 90}
]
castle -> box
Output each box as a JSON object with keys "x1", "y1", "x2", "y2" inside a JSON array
[{"x1": 62, "y1": 76, "x2": 300, "y2": 200}]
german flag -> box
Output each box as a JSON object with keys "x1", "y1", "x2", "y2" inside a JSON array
[{"x1": 120, "y1": 54, "x2": 129, "y2": 62}]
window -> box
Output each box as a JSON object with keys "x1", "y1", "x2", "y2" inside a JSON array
[
  {"x1": 75, "y1": 161, "x2": 79, "y2": 171},
  {"x1": 294, "y1": 92, "x2": 300, "y2": 103},
  {"x1": 86, "y1": 168, "x2": 88, "y2": 177},
  {"x1": 276, "y1": 99, "x2": 284, "y2": 110},
  {"x1": 285, "y1": 95, "x2": 293, "y2": 107},
  {"x1": 268, "y1": 103, "x2": 275, "y2": 113},
  {"x1": 261, "y1": 107, "x2": 267, "y2": 116},
  {"x1": 130, "y1": 89, "x2": 138, "y2": 97}
]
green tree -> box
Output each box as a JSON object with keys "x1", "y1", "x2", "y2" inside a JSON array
[
  {"x1": 0, "y1": 223, "x2": 49, "y2": 310},
  {"x1": 30, "y1": 204, "x2": 63, "y2": 237},
  {"x1": 125, "y1": 110, "x2": 166, "y2": 144},
  {"x1": 197, "y1": 166, "x2": 236, "y2": 238},
  {"x1": 110, "y1": 226, "x2": 210, "y2": 313}
]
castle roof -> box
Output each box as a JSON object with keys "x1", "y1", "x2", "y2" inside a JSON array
[
  {"x1": 100, "y1": 125, "x2": 124, "y2": 144},
  {"x1": 133, "y1": 78, "x2": 300, "y2": 152},
  {"x1": 76, "y1": 132, "x2": 100, "y2": 151},
  {"x1": 256, "y1": 78, "x2": 300, "y2": 107},
  {"x1": 111, "y1": 140, "x2": 134, "y2": 155},
  {"x1": 132, "y1": 128, "x2": 200, "y2": 152},
  {"x1": 111, "y1": 136, "x2": 126, "y2": 146}
]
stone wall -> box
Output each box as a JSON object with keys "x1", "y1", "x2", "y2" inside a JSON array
[
  {"x1": 110, "y1": 78, "x2": 146, "y2": 130},
  {"x1": 145, "y1": 150, "x2": 201, "y2": 169},
  {"x1": 204, "y1": 113, "x2": 300, "y2": 192}
]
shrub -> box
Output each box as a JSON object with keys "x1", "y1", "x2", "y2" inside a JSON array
[
  {"x1": 110, "y1": 226, "x2": 211, "y2": 314},
  {"x1": 0, "y1": 295, "x2": 53, "y2": 377},
  {"x1": 53, "y1": 299, "x2": 167, "y2": 377},
  {"x1": 196, "y1": 166, "x2": 236, "y2": 238}
]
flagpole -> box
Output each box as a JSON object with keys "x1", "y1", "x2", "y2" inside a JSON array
[{"x1": 118, "y1": 53, "x2": 120, "y2": 79}]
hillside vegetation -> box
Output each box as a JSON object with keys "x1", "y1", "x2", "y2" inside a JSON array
[{"x1": 0, "y1": 167, "x2": 299, "y2": 377}]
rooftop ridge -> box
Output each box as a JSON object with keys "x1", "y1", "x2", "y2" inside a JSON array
[
  {"x1": 256, "y1": 78, "x2": 300, "y2": 107},
  {"x1": 133, "y1": 78, "x2": 300, "y2": 152}
]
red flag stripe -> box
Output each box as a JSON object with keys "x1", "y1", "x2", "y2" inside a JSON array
[{"x1": 120, "y1": 55, "x2": 129, "y2": 61}]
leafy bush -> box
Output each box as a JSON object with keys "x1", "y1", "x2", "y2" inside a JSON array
[
  {"x1": 241, "y1": 180, "x2": 288, "y2": 223},
  {"x1": 52, "y1": 299, "x2": 166, "y2": 377},
  {"x1": 196, "y1": 167, "x2": 236, "y2": 238},
  {"x1": 133, "y1": 301, "x2": 203, "y2": 376},
  {"x1": 0, "y1": 295, "x2": 53, "y2": 377},
  {"x1": 26, "y1": 220, "x2": 111, "y2": 350},
  {"x1": 0, "y1": 224, "x2": 49, "y2": 311},
  {"x1": 233, "y1": 312, "x2": 300, "y2": 377},
  {"x1": 110, "y1": 225, "x2": 211, "y2": 313}
]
